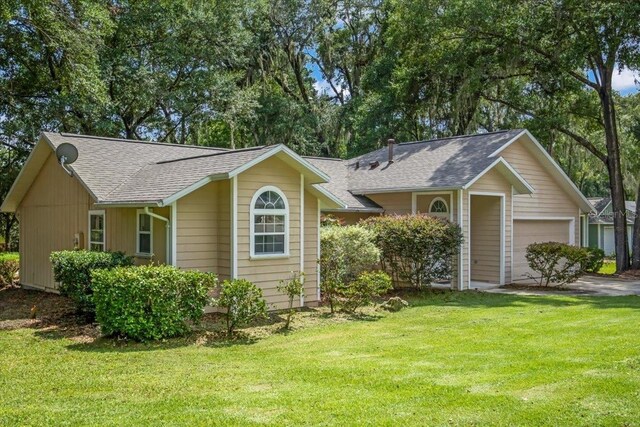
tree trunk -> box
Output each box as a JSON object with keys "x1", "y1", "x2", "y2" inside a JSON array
[
  {"x1": 599, "y1": 76, "x2": 630, "y2": 272},
  {"x1": 632, "y1": 181, "x2": 640, "y2": 269}
]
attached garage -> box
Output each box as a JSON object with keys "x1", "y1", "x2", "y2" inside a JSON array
[{"x1": 512, "y1": 219, "x2": 573, "y2": 282}]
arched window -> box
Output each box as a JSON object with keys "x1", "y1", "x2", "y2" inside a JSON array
[
  {"x1": 250, "y1": 186, "x2": 289, "y2": 257},
  {"x1": 429, "y1": 197, "x2": 449, "y2": 218}
]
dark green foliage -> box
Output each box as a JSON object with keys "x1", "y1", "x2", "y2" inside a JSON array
[
  {"x1": 0, "y1": 253, "x2": 19, "y2": 287},
  {"x1": 362, "y1": 215, "x2": 463, "y2": 288},
  {"x1": 92, "y1": 265, "x2": 217, "y2": 341},
  {"x1": 277, "y1": 272, "x2": 305, "y2": 329},
  {"x1": 339, "y1": 271, "x2": 392, "y2": 313},
  {"x1": 212, "y1": 279, "x2": 268, "y2": 337},
  {"x1": 50, "y1": 250, "x2": 134, "y2": 317},
  {"x1": 525, "y1": 242, "x2": 590, "y2": 287},
  {"x1": 319, "y1": 225, "x2": 380, "y2": 312},
  {"x1": 583, "y1": 247, "x2": 605, "y2": 274}
]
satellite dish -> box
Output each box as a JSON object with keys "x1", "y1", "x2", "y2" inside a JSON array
[{"x1": 56, "y1": 143, "x2": 78, "y2": 176}]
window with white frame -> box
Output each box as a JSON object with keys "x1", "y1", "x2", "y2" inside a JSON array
[
  {"x1": 137, "y1": 209, "x2": 153, "y2": 256},
  {"x1": 429, "y1": 197, "x2": 449, "y2": 218},
  {"x1": 250, "y1": 187, "x2": 288, "y2": 256},
  {"x1": 88, "y1": 210, "x2": 105, "y2": 251}
]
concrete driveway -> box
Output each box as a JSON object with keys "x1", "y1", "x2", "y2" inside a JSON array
[{"x1": 477, "y1": 275, "x2": 640, "y2": 297}]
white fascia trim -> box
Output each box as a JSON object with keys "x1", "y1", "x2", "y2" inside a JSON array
[
  {"x1": 490, "y1": 129, "x2": 594, "y2": 213},
  {"x1": 228, "y1": 145, "x2": 331, "y2": 183},
  {"x1": 311, "y1": 184, "x2": 348, "y2": 209},
  {"x1": 352, "y1": 186, "x2": 460, "y2": 195},
  {"x1": 463, "y1": 157, "x2": 534, "y2": 194}
]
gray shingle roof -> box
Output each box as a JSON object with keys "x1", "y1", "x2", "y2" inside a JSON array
[
  {"x1": 45, "y1": 133, "x2": 229, "y2": 202},
  {"x1": 347, "y1": 130, "x2": 524, "y2": 193},
  {"x1": 304, "y1": 157, "x2": 382, "y2": 211},
  {"x1": 102, "y1": 146, "x2": 274, "y2": 203}
]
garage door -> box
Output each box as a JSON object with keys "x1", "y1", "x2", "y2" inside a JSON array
[
  {"x1": 513, "y1": 220, "x2": 571, "y2": 282},
  {"x1": 603, "y1": 225, "x2": 634, "y2": 256}
]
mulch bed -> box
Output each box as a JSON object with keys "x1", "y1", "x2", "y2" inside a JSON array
[{"x1": 0, "y1": 285, "x2": 99, "y2": 342}]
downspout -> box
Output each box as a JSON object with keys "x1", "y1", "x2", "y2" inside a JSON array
[{"x1": 144, "y1": 207, "x2": 171, "y2": 265}]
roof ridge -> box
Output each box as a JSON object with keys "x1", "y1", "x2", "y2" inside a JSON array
[
  {"x1": 303, "y1": 155, "x2": 344, "y2": 161},
  {"x1": 397, "y1": 129, "x2": 523, "y2": 146},
  {"x1": 54, "y1": 132, "x2": 231, "y2": 151},
  {"x1": 156, "y1": 145, "x2": 271, "y2": 165}
]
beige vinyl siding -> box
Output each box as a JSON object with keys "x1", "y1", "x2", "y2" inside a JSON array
[
  {"x1": 469, "y1": 195, "x2": 501, "y2": 283},
  {"x1": 366, "y1": 192, "x2": 413, "y2": 215},
  {"x1": 501, "y1": 137, "x2": 580, "y2": 239},
  {"x1": 236, "y1": 156, "x2": 302, "y2": 309},
  {"x1": 176, "y1": 182, "x2": 220, "y2": 274},
  {"x1": 467, "y1": 167, "x2": 512, "y2": 285},
  {"x1": 18, "y1": 153, "x2": 92, "y2": 291},
  {"x1": 104, "y1": 207, "x2": 168, "y2": 265},
  {"x1": 303, "y1": 191, "x2": 319, "y2": 304}
]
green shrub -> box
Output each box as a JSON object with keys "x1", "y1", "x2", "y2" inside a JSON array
[
  {"x1": 212, "y1": 279, "x2": 268, "y2": 337},
  {"x1": 320, "y1": 225, "x2": 380, "y2": 312},
  {"x1": 277, "y1": 272, "x2": 305, "y2": 329},
  {"x1": 380, "y1": 296, "x2": 409, "y2": 312},
  {"x1": 92, "y1": 265, "x2": 216, "y2": 341},
  {"x1": 583, "y1": 247, "x2": 605, "y2": 273},
  {"x1": 362, "y1": 215, "x2": 463, "y2": 288},
  {"x1": 50, "y1": 250, "x2": 134, "y2": 317},
  {"x1": 0, "y1": 252, "x2": 19, "y2": 262},
  {"x1": 525, "y1": 242, "x2": 589, "y2": 286},
  {"x1": 0, "y1": 257, "x2": 19, "y2": 287},
  {"x1": 339, "y1": 271, "x2": 392, "y2": 313}
]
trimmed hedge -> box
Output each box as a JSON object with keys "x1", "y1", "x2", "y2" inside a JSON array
[
  {"x1": 362, "y1": 214, "x2": 463, "y2": 288},
  {"x1": 319, "y1": 225, "x2": 380, "y2": 312},
  {"x1": 583, "y1": 247, "x2": 605, "y2": 273},
  {"x1": 92, "y1": 265, "x2": 217, "y2": 341},
  {"x1": 50, "y1": 250, "x2": 134, "y2": 317},
  {"x1": 212, "y1": 279, "x2": 268, "y2": 337},
  {"x1": 525, "y1": 242, "x2": 589, "y2": 286}
]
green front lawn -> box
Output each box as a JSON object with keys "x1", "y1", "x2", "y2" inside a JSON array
[
  {"x1": 1, "y1": 291, "x2": 640, "y2": 425},
  {"x1": 598, "y1": 260, "x2": 617, "y2": 275}
]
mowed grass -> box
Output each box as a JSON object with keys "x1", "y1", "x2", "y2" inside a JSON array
[
  {"x1": 599, "y1": 260, "x2": 617, "y2": 275},
  {"x1": 2, "y1": 292, "x2": 640, "y2": 426}
]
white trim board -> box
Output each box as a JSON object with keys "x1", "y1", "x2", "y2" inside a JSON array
[
  {"x1": 467, "y1": 191, "x2": 506, "y2": 288},
  {"x1": 231, "y1": 176, "x2": 238, "y2": 279},
  {"x1": 299, "y1": 174, "x2": 305, "y2": 306}
]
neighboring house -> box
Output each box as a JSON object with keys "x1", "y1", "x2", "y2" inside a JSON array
[
  {"x1": 0, "y1": 129, "x2": 593, "y2": 307},
  {"x1": 588, "y1": 197, "x2": 636, "y2": 255}
]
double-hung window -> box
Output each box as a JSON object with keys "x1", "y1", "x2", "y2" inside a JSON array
[
  {"x1": 137, "y1": 209, "x2": 153, "y2": 256},
  {"x1": 250, "y1": 187, "x2": 289, "y2": 257},
  {"x1": 88, "y1": 210, "x2": 105, "y2": 251}
]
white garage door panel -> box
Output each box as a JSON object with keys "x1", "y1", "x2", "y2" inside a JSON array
[
  {"x1": 513, "y1": 220, "x2": 571, "y2": 282},
  {"x1": 603, "y1": 225, "x2": 634, "y2": 256}
]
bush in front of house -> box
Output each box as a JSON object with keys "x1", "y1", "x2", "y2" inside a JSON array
[
  {"x1": 0, "y1": 252, "x2": 19, "y2": 287},
  {"x1": 319, "y1": 225, "x2": 381, "y2": 312},
  {"x1": 277, "y1": 272, "x2": 305, "y2": 330},
  {"x1": 583, "y1": 247, "x2": 605, "y2": 273},
  {"x1": 212, "y1": 278, "x2": 268, "y2": 337},
  {"x1": 525, "y1": 242, "x2": 589, "y2": 286},
  {"x1": 362, "y1": 214, "x2": 463, "y2": 288},
  {"x1": 339, "y1": 271, "x2": 393, "y2": 313},
  {"x1": 50, "y1": 250, "x2": 134, "y2": 318},
  {"x1": 92, "y1": 265, "x2": 217, "y2": 341}
]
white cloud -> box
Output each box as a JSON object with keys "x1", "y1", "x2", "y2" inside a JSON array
[{"x1": 612, "y1": 67, "x2": 639, "y2": 91}]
